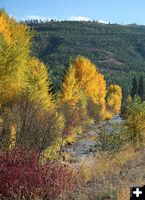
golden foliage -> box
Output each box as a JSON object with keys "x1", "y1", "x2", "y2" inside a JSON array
[
  {"x1": 74, "y1": 56, "x2": 107, "y2": 120},
  {"x1": 106, "y1": 84, "x2": 122, "y2": 115},
  {"x1": 27, "y1": 58, "x2": 54, "y2": 109},
  {"x1": 0, "y1": 10, "x2": 32, "y2": 104},
  {"x1": 0, "y1": 11, "x2": 11, "y2": 43},
  {"x1": 74, "y1": 56, "x2": 99, "y2": 97},
  {"x1": 124, "y1": 102, "x2": 145, "y2": 148},
  {"x1": 59, "y1": 65, "x2": 80, "y2": 107},
  {"x1": 93, "y1": 73, "x2": 107, "y2": 120},
  {"x1": 0, "y1": 10, "x2": 31, "y2": 47}
]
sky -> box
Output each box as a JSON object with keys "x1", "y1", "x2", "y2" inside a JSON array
[{"x1": 0, "y1": 0, "x2": 145, "y2": 24}]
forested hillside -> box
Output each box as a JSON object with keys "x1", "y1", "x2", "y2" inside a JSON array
[{"x1": 28, "y1": 20, "x2": 145, "y2": 95}]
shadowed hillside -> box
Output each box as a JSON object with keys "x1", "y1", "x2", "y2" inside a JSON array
[{"x1": 28, "y1": 20, "x2": 145, "y2": 95}]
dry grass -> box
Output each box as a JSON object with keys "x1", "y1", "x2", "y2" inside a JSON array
[
  {"x1": 80, "y1": 146, "x2": 136, "y2": 182},
  {"x1": 64, "y1": 147, "x2": 145, "y2": 200}
]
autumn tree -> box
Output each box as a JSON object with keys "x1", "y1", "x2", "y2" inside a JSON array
[
  {"x1": 0, "y1": 11, "x2": 61, "y2": 152},
  {"x1": 59, "y1": 65, "x2": 80, "y2": 108},
  {"x1": 0, "y1": 10, "x2": 11, "y2": 43},
  {"x1": 58, "y1": 65, "x2": 81, "y2": 143},
  {"x1": 0, "y1": 12, "x2": 53, "y2": 104},
  {"x1": 0, "y1": 9, "x2": 32, "y2": 105},
  {"x1": 73, "y1": 56, "x2": 107, "y2": 120},
  {"x1": 124, "y1": 99, "x2": 145, "y2": 149},
  {"x1": 106, "y1": 84, "x2": 122, "y2": 115},
  {"x1": 0, "y1": 10, "x2": 31, "y2": 149},
  {"x1": 94, "y1": 73, "x2": 107, "y2": 119},
  {"x1": 74, "y1": 56, "x2": 99, "y2": 96},
  {"x1": 26, "y1": 57, "x2": 54, "y2": 109}
]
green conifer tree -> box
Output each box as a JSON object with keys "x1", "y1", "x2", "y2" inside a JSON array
[
  {"x1": 138, "y1": 76, "x2": 145, "y2": 101},
  {"x1": 131, "y1": 76, "x2": 138, "y2": 98}
]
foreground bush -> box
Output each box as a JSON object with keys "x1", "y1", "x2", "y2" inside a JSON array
[
  {"x1": 123, "y1": 98, "x2": 145, "y2": 149},
  {"x1": 0, "y1": 148, "x2": 75, "y2": 199},
  {"x1": 98, "y1": 123, "x2": 125, "y2": 152}
]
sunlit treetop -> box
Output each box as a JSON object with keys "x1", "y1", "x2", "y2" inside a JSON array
[
  {"x1": 27, "y1": 57, "x2": 54, "y2": 109},
  {"x1": 59, "y1": 65, "x2": 80, "y2": 107},
  {"x1": 0, "y1": 10, "x2": 33, "y2": 104}
]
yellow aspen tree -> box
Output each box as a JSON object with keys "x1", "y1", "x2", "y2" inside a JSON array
[
  {"x1": 59, "y1": 65, "x2": 80, "y2": 107},
  {"x1": 0, "y1": 10, "x2": 32, "y2": 149},
  {"x1": 73, "y1": 56, "x2": 107, "y2": 120},
  {"x1": 0, "y1": 9, "x2": 31, "y2": 52},
  {"x1": 106, "y1": 84, "x2": 122, "y2": 115},
  {"x1": 58, "y1": 65, "x2": 81, "y2": 143},
  {"x1": 0, "y1": 11, "x2": 59, "y2": 151},
  {"x1": 27, "y1": 58, "x2": 54, "y2": 109},
  {"x1": 74, "y1": 56, "x2": 99, "y2": 97},
  {"x1": 94, "y1": 73, "x2": 107, "y2": 120},
  {"x1": 0, "y1": 10, "x2": 31, "y2": 105},
  {"x1": 0, "y1": 10, "x2": 11, "y2": 43}
]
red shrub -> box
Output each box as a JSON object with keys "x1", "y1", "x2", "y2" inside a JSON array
[
  {"x1": 40, "y1": 163, "x2": 75, "y2": 199},
  {"x1": 0, "y1": 148, "x2": 75, "y2": 199}
]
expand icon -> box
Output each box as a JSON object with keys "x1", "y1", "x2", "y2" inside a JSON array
[{"x1": 130, "y1": 185, "x2": 145, "y2": 199}]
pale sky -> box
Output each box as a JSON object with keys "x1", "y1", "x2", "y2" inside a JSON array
[{"x1": 0, "y1": 0, "x2": 145, "y2": 24}]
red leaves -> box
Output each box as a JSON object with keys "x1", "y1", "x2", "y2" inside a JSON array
[
  {"x1": 0, "y1": 148, "x2": 75, "y2": 199},
  {"x1": 40, "y1": 163, "x2": 74, "y2": 198},
  {"x1": 0, "y1": 148, "x2": 40, "y2": 198}
]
